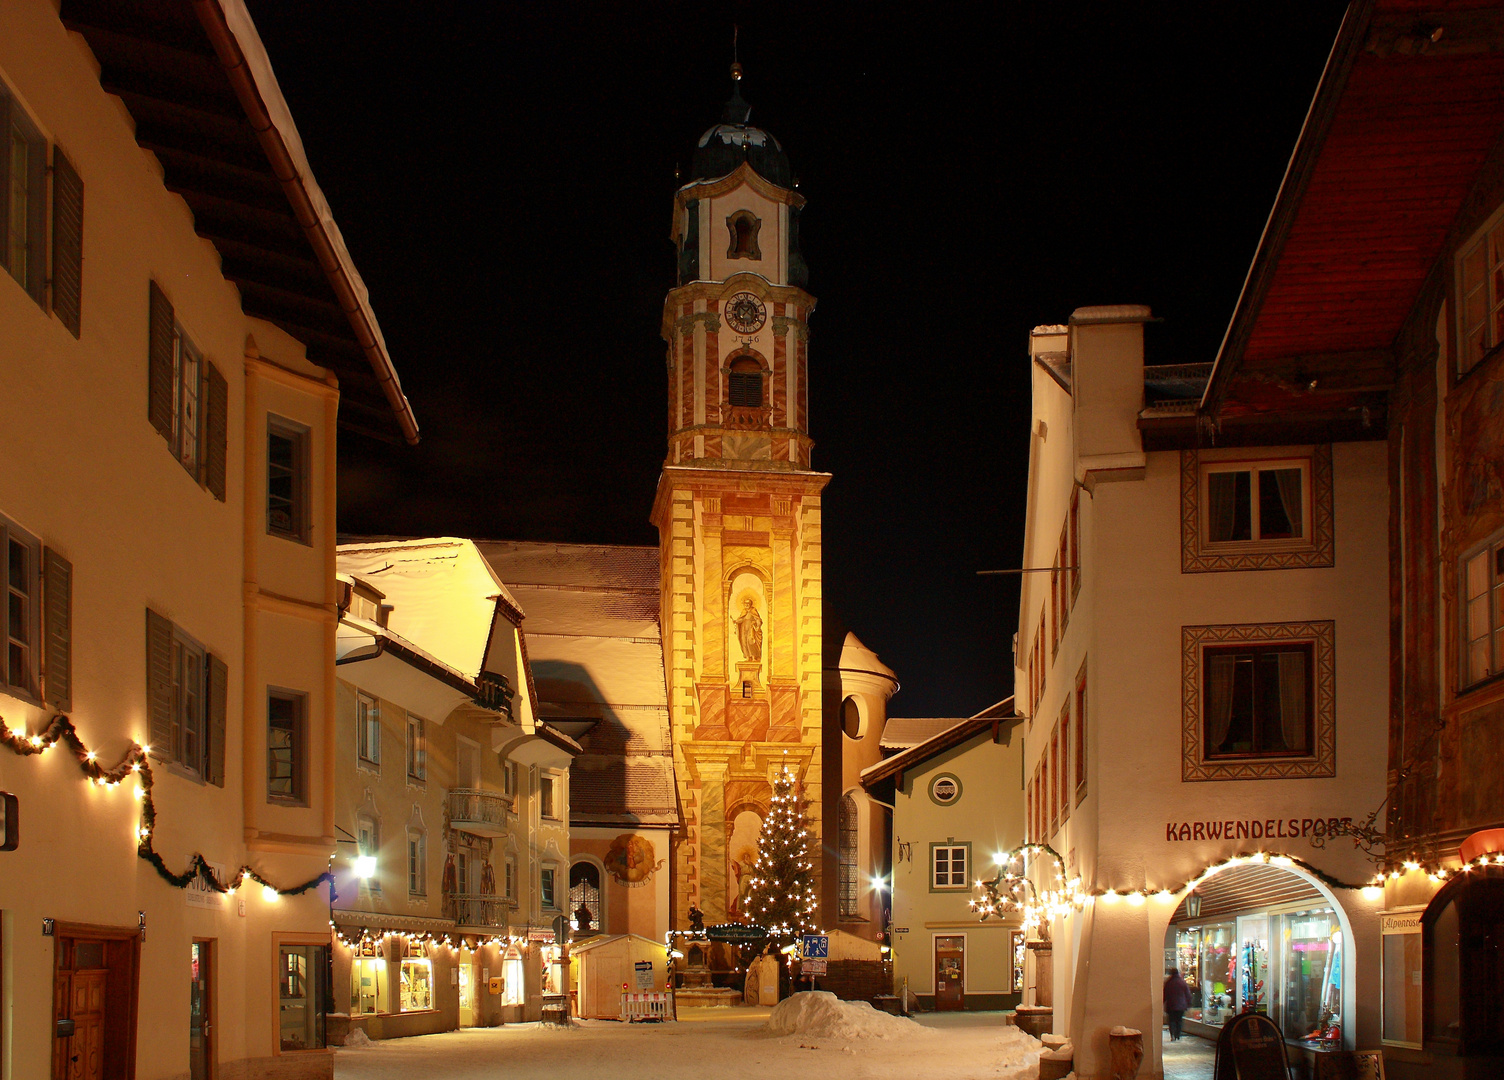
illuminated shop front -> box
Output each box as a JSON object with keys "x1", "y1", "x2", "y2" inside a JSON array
[{"x1": 1166, "y1": 865, "x2": 1346, "y2": 1048}]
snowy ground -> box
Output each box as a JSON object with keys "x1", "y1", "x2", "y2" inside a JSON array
[{"x1": 333, "y1": 997, "x2": 1042, "y2": 1080}]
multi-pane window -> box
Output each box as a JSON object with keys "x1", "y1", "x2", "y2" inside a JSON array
[
  {"x1": 932, "y1": 844, "x2": 969, "y2": 890},
  {"x1": 356, "y1": 814, "x2": 380, "y2": 890},
  {"x1": 540, "y1": 773, "x2": 557, "y2": 819},
  {"x1": 268, "y1": 690, "x2": 306, "y2": 803},
  {"x1": 173, "y1": 330, "x2": 203, "y2": 474},
  {"x1": 505, "y1": 856, "x2": 517, "y2": 901},
  {"x1": 357, "y1": 692, "x2": 380, "y2": 768},
  {"x1": 407, "y1": 830, "x2": 426, "y2": 896},
  {"x1": 1462, "y1": 532, "x2": 1504, "y2": 688},
  {"x1": 541, "y1": 864, "x2": 557, "y2": 909},
  {"x1": 267, "y1": 417, "x2": 311, "y2": 543},
  {"x1": 1, "y1": 86, "x2": 45, "y2": 303},
  {"x1": 148, "y1": 283, "x2": 227, "y2": 499},
  {"x1": 351, "y1": 939, "x2": 384, "y2": 1016},
  {"x1": 406, "y1": 715, "x2": 427, "y2": 782},
  {"x1": 146, "y1": 610, "x2": 223, "y2": 785},
  {"x1": 1459, "y1": 215, "x2": 1504, "y2": 374},
  {"x1": 1202, "y1": 460, "x2": 1308, "y2": 545},
  {"x1": 2, "y1": 520, "x2": 39, "y2": 700},
  {"x1": 838, "y1": 792, "x2": 859, "y2": 918},
  {"x1": 171, "y1": 630, "x2": 206, "y2": 776},
  {"x1": 1203, "y1": 642, "x2": 1314, "y2": 758},
  {"x1": 1057, "y1": 702, "x2": 1071, "y2": 823},
  {"x1": 1074, "y1": 662, "x2": 1088, "y2": 800}
]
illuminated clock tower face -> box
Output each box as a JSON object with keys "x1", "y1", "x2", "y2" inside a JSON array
[{"x1": 725, "y1": 292, "x2": 767, "y2": 335}]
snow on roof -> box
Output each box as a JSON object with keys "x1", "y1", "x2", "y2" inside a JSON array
[
  {"x1": 478, "y1": 541, "x2": 677, "y2": 827},
  {"x1": 880, "y1": 717, "x2": 968, "y2": 750},
  {"x1": 337, "y1": 538, "x2": 517, "y2": 679}
]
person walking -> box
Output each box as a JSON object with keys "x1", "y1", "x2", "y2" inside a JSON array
[{"x1": 1164, "y1": 968, "x2": 1193, "y2": 1042}]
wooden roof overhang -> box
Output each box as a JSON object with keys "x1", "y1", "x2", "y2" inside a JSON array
[
  {"x1": 60, "y1": 0, "x2": 418, "y2": 444},
  {"x1": 1183, "y1": 0, "x2": 1504, "y2": 449}
]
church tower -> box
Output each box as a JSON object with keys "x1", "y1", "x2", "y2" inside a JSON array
[{"x1": 652, "y1": 67, "x2": 828, "y2": 930}]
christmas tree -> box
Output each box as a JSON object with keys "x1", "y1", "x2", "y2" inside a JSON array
[{"x1": 743, "y1": 766, "x2": 819, "y2": 941}]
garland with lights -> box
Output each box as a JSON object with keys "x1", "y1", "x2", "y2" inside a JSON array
[
  {"x1": 741, "y1": 766, "x2": 819, "y2": 943},
  {"x1": 3, "y1": 712, "x2": 332, "y2": 897},
  {"x1": 330, "y1": 924, "x2": 533, "y2": 952}
]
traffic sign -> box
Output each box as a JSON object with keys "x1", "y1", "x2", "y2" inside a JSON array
[
  {"x1": 801, "y1": 934, "x2": 828, "y2": 958},
  {"x1": 802, "y1": 958, "x2": 827, "y2": 975}
]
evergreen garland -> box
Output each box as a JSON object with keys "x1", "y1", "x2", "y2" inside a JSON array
[{"x1": 742, "y1": 766, "x2": 818, "y2": 942}]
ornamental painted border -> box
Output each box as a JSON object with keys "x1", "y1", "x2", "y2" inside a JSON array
[
  {"x1": 1180, "y1": 445, "x2": 1334, "y2": 573},
  {"x1": 1180, "y1": 620, "x2": 1337, "y2": 782}
]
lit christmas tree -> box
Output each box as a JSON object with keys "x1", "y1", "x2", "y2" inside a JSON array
[{"x1": 743, "y1": 766, "x2": 819, "y2": 942}]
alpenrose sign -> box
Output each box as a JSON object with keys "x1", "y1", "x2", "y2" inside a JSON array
[{"x1": 1165, "y1": 816, "x2": 1353, "y2": 842}]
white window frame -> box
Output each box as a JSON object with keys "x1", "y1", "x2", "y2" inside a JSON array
[
  {"x1": 930, "y1": 842, "x2": 970, "y2": 892},
  {"x1": 1199, "y1": 456, "x2": 1313, "y2": 551},
  {"x1": 504, "y1": 854, "x2": 517, "y2": 901},
  {"x1": 357, "y1": 691, "x2": 380, "y2": 770},
  {"x1": 266, "y1": 415, "x2": 311, "y2": 544},
  {"x1": 170, "y1": 626, "x2": 207, "y2": 778},
  {"x1": 1461, "y1": 528, "x2": 1504, "y2": 690},
  {"x1": 406, "y1": 714, "x2": 427, "y2": 783},
  {"x1": 407, "y1": 829, "x2": 426, "y2": 897},
  {"x1": 540, "y1": 862, "x2": 558, "y2": 910},
  {"x1": 171, "y1": 326, "x2": 204, "y2": 476},
  {"x1": 0, "y1": 515, "x2": 41, "y2": 703},
  {"x1": 540, "y1": 772, "x2": 558, "y2": 820},
  {"x1": 1457, "y1": 205, "x2": 1504, "y2": 375}
]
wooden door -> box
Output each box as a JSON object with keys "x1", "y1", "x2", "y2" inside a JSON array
[
  {"x1": 190, "y1": 941, "x2": 213, "y2": 1079},
  {"x1": 934, "y1": 936, "x2": 965, "y2": 1011},
  {"x1": 68, "y1": 969, "x2": 105, "y2": 1080}
]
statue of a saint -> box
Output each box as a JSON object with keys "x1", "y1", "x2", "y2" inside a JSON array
[{"x1": 733, "y1": 597, "x2": 763, "y2": 662}]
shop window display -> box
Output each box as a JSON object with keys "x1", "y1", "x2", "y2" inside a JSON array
[
  {"x1": 1192, "y1": 922, "x2": 1236, "y2": 1024},
  {"x1": 1277, "y1": 910, "x2": 1342, "y2": 1045},
  {"x1": 400, "y1": 939, "x2": 433, "y2": 1011},
  {"x1": 502, "y1": 945, "x2": 526, "y2": 1006},
  {"x1": 350, "y1": 938, "x2": 385, "y2": 1015}
]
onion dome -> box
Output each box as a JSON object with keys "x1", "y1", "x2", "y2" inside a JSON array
[{"x1": 689, "y1": 73, "x2": 792, "y2": 188}]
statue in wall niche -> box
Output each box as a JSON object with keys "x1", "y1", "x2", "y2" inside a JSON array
[{"x1": 733, "y1": 596, "x2": 763, "y2": 662}]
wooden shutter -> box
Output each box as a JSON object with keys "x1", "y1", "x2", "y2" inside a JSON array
[
  {"x1": 148, "y1": 282, "x2": 175, "y2": 439},
  {"x1": 206, "y1": 652, "x2": 227, "y2": 787},
  {"x1": 145, "y1": 608, "x2": 174, "y2": 761},
  {"x1": 51, "y1": 147, "x2": 83, "y2": 338},
  {"x1": 203, "y1": 361, "x2": 228, "y2": 501},
  {"x1": 42, "y1": 548, "x2": 71, "y2": 712}
]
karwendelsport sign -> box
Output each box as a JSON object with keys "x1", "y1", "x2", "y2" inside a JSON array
[{"x1": 1164, "y1": 816, "x2": 1353, "y2": 843}]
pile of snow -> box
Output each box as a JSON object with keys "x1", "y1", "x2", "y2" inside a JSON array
[
  {"x1": 765, "y1": 992, "x2": 933, "y2": 1041},
  {"x1": 995, "y1": 1025, "x2": 1044, "y2": 1080},
  {"x1": 342, "y1": 1027, "x2": 372, "y2": 1048}
]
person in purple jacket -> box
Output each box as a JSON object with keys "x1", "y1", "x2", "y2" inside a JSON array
[{"x1": 1164, "y1": 968, "x2": 1193, "y2": 1041}]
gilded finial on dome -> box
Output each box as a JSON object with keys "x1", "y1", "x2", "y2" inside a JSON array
[{"x1": 731, "y1": 24, "x2": 742, "y2": 81}]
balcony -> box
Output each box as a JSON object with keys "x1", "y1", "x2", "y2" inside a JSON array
[
  {"x1": 449, "y1": 893, "x2": 516, "y2": 930},
  {"x1": 447, "y1": 788, "x2": 513, "y2": 837}
]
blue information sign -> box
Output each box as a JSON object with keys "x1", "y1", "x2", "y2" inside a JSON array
[{"x1": 801, "y1": 934, "x2": 828, "y2": 958}]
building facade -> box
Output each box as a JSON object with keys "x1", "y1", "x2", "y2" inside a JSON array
[
  {"x1": 0, "y1": 2, "x2": 413, "y2": 1077},
  {"x1": 1015, "y1": 308, "x2": 1390, "y2": 1077},
  {"x1": 652, "y1": 75, "x2": 829, "y2": 930},
  {"x1": 861, "y1": 703, "x2": 1025, "y2": 1012},
  {"x1": 331, "y1": 539, "x2": 579, "y2": 1037}
]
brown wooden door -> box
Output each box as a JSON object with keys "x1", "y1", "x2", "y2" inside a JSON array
[
  {"x1": 191, "y1": 941, "x2": 213, "y2": 1079},
  {"x1": 934, "y1": 936, "x2": 965, "y2": 1011},
  {"x1": 68, "y1": 969, "x2": 105, "y2": 1080}
]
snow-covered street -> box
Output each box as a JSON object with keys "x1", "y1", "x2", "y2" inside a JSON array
[{"x1": 334, "y1": 998, "x2": 1043, "y2": 1080}]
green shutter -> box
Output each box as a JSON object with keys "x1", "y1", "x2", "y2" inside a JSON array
[
  {"x1": 207, "y1": 652, "x2": 228, "y2": 787},
  {"x1": 42, "y1": 548, "x2": 71, "y2": 712},
  {"x1": 204, "y1": 361, "x2": 228, "y2": 501},
  {"x1": 145, "y1": 608, "x2": 173, "y2": 761},
  {"x1": 51, "y1": 147, "x2": 83, "y2": 338},
  {"x1": 148, "y1": 282, "x2": 175, "y2": 440}
]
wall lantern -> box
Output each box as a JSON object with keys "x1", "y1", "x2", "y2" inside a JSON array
[{"x1": 1185, "y1": 892, "x2": 1203, "y2": 919}]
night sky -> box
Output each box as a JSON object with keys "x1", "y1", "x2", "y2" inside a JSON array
[{"x1": 246, "y1": 3, "x2": 1350, "y2": 718}]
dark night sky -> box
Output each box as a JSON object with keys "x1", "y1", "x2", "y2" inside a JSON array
[{"x1": 246, "y1": 3, "x2": 1350, "y2": 718}]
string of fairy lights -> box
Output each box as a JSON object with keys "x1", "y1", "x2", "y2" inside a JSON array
[
  {"x1": 331, "y1": 924, "x2": 535, "y2": 952},
  {"x1": 741, "y1": 765, "x2": 819, "y2": 941},
  {"x1": 2, "y1": 712, "x2": 331, "y2": 897}
]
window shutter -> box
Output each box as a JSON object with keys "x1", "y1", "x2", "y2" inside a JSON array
[
  {"x1": 203, "y1": 361, "x2": 228, "y2": 501},
  {"x1": 42, "y1": 548, "x2": 72, "y2": 712},
  {"x1": 51, "y1": 147, "x2": 83, "y2": 338},
  {"x1": 25, "y1": 124, "x2": 46, "y2": 307},
  {"x1": 145, "y1": 608, "x2": 173, "y2": 761},
  {"x1": 206, "y1": 652, "x2": 227, "y2": 788},
  {"x1": 148, "y1": 282, "x2": 175, "y2": 439}
]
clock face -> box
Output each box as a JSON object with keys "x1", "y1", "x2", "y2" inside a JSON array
[{"x1": 725, "y1": 292, "x2": 767, "y2": 335}]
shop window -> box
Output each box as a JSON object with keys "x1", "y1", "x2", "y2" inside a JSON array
[
  {"x1": 838, "y1": 792, "x2": 858, "y2": 917},
  {"x1": 406, "y1": 714, "x2": 427, "y2": 782},
  {"x1": 278, "y1": 943, "x2": 329, "y2": 1051},
  {"x1": 1458, "y1": 210, "x2": 1504, "y2": 374},
  {"x1": 728, "y1": 357, "x2": 764, "y2": 408},
  {"x1": 725, "y1": 209, "x2": 762, "y2": 259},
  {"x1": 1381, "y1": 911, "x2": 1424, "y2": 1048},
  {"x1": 502, "y1": 946, "x2": 526, "y2": 1006},
  {"x1": 357, "y1": 691, "x2": 380, "y2": 769},
  {"x1": 266, "y1": 416, "x2": 310, "y2": 543},
  {"x1": 1181, "y1": 447, "x2": 1333, "y2": 572},
  {"x1": 399, "y1": 939, "x2": 432, "y2": 1012},
  {"x1": 930, "y1": 841, "x2": 969, "y2": 892},
  {"x1": 569, "y1": 861, "x2": 602, "y2": 933},
  {"x1": 1182, "y1": 621, "x2": 1335, "y2": 781},
  {"x1": 267, "y1": 689, "x2": 306, "y2": 804},
  {"x1": 350, "y1": 938, "x2": 385, "y2": 1016},
  {"x1": 1461, "y1": 530, "x2": 1504, "y2": 689}
]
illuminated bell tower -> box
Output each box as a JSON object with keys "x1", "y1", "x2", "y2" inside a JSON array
[{"x1": 652, "y1": 65, "x2": 828, "y2": 930}]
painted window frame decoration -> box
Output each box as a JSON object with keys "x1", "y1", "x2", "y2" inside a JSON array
[
  {"x1": 1457, "y1": 205, "x2": 1504, "y2": 376},
  {"x1": 1181, "y1": 621, "x2": 1336, "y2": 781},
  {"x1": 928, "y1": 773, "x2": 963, "y2": 806},
  {"x1": 1181, "y1": 446, "x2": 1334, "y2": 573},
  {"x1": 1460, "y1": 527, "x2": 1504, "y2": 690},
  {"x1": 929, "y1": 841, "x2": 971, "y2": 892}
]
